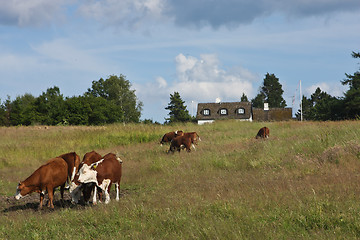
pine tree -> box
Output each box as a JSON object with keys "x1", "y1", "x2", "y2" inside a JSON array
[
  {"x1": 252, "y1": 73, "x2": 286, "y2": 108},
  {"x1": 295, "y1": 87, "x2": 343, "y2": 121},
  {"x1": 165, "y1": 92, "x2": 191, "y2": 123},
  {"x1": 341, "y1": 51, "x2": 360, "y2": 119}
]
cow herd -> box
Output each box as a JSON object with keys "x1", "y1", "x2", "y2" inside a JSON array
[
  {"x1": 15, "y1": 151, "x2": 122, "y2": 209},
  {"x1": 14, "y1": 126, "x2": 268, "y2": 210},
  {"x1": 160, "y1": 130, "x2": 201, "y2": 153}
]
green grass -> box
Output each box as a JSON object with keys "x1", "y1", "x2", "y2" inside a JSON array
[{"x1": 1, "y1": 120, "x2": 360, "y2": 239}]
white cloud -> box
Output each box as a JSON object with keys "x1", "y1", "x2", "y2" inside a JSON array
[
  {"x1": 306, "y1": 82, "x2": 347, "y2": 97},
  {"x1": 136, "y1": 53, "x2": 258, "y2": 110},
  {"x1": 172, "y1": 54, "x2": 256, "y2": 101},
  {"x1": 156, "y1": 76, "x2": 167, "y2": 88}
]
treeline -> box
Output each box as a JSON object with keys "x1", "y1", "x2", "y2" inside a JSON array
[
  {"x1": 0, "y1": 75, "x2": 143, "y2": 126},
  {"x1": 246, "y1": 51, "x2": 360, "y2": 121},
  {"x1": 295, "y1": 51, "x2": 360, "y2": 121}
]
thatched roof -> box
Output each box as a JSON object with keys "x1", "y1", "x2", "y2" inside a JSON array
[{"x1": 196, "y1": 102, "x2": 252, "y2": 120}]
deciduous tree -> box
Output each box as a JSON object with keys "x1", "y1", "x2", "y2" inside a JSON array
[{"x1": 86, "y1": 75, "x2": 143, "y2": 123}]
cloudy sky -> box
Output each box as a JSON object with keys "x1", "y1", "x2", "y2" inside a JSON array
[{"x1": 0, "y1": 0, "x2": 359, "y2": 123}]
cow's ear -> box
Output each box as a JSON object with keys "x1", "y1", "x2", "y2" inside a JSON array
[{"x1": 91, "y1": 165, "x2": 97, "y2": 170}]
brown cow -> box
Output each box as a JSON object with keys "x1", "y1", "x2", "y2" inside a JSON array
[
  {"x1": 75, "y1": 153, "x2": 123, "y2": 204},
  {"x1": 58, "y1": 152, "x2": 81, "y2": 186},
  {"x1": 15, "y1": 157, "x2": 68, "y2": 209},
  {"x1": 256, "y1": 127, "x2": 270, "y2": 139},
  {"x1": 183, "y1": 132, "x2": 201, "y2": 149},
  {"x1": 70, "y1": 151, "x2": 103, "y2": 204},
  {"x1": 168, "y1": 135, "x2": 193, "y2": 153},
  {"x1": 160, "y1": 130, "x2": 184, "y2": 146}
]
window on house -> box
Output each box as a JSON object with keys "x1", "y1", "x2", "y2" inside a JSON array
[
  {"x1": 203, "y1": 109, "x2": 210, "y2": 116},
  {"x1": 237, "y1": 108, "x2": 245, "y2": 115},
  {"x1": 220, "y1": 108, "x2": 228, "y2": 115}
]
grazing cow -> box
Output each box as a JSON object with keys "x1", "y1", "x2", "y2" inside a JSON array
[
  {"x1": 168, "y1": 135, "x2": 193, "y2": 153},
  {"x1": 256, "y1": 127, "x2": 270, "y2": 139},
  {"x1": 58, "y1": 152, "x2": 81, "y2": 186},
  {"x1": 15, "y1": 157, "x2": 68, "y2": 209},
  {"x1": 75, "y1": 153, "x2": 122, "y2": 204},
  {"x1": 70, "y1": 151, "x2": 103, "y2": 204},
  {"x1": 183, "y1": 132, "x2": 201, "y2": 150},
  {"x1": 160, "y1": 130, "x2": 184, "y2": 146}
]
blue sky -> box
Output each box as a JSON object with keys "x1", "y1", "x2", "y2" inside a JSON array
[{"x1": 0, "y1": 0, "x2": 359, "y2": 123}]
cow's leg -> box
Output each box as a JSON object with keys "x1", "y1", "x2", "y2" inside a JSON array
[
  {"x1": 60, "y1": 184, "x2": 65, "y2": 200},
  {"x1": 100, "y1": 179, "x2": 111, "y2": 204},
  {"x1": 39, "y1": 192, "x2": 45, "y2": 209},
  {"x1": 191, "y1": 143, "x2": 196, "y2": 150},
  {"x1": 70, "y1": 167, "x2": 77, "y2": 181},
  {"x1": 168, "y1": 146, "x2": 174, "y2": 154},
  {"x1": 47, "y1": 187, "x2": 55, "y2": 209},
  {"x1": 107, "y1": 182, "x2": 113, "y2": 201},
  {"x1": 115, "y1": 182, "x2": 120, "y2": 201},
  {"x1": 187, "y1": 146, "x2": 191, "y2": 152},
  {"x1": 65, "y1": 176, "x2": 70, "y2": 189},
  {"x1": 96, "y1": 186, "x2": 103, "y2": 203},
  {"x1": 92, "y1": 186, "x2": 97, "y2": 205}
]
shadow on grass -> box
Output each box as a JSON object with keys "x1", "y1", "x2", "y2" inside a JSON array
[
  {"x1": 1, "y1": 197, "x2": 90, "y2": 213},
  {"x1": 1, "y1": 189, "x2": 129, "y2": 213}
]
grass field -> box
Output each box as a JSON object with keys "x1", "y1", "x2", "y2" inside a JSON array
[{"x1": 1, "y1": 120, "x2": 360, "y2": 239}]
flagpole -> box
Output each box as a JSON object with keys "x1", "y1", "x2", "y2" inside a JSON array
[{"x1": 300, "y1": 80, "x2": 303, "y2": 121}]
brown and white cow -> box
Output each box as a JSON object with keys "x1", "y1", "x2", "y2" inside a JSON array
[
  {"x1": 168, "y1": 135, "x2": 193, "y2": 153},
  {"x1": 255, "y1": 127, "x2": 270, "y2": 139},
  {"x1": 160, "y1": 130, "x2": 184, "y2": 146},
  {"x1": 73, "y1": 153, "x2": 122, "y2": 204},
  {"x1": 15, "y1": 157, "x2": 68, "y2": 209},
  {"x1": 70, "y1": 151, "x2": 103, "y2": 204},
  {"x1": 58, "y1": 152, "x2": 81, "y2": 187}
]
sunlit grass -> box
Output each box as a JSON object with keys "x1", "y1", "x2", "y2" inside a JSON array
[{"x1": 1, "y1": 120, "x2": 360, "y2": 239}]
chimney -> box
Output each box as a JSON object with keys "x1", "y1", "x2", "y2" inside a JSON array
[{"x1": 264, "y1": 103, "x2": 269, "y2": 111}]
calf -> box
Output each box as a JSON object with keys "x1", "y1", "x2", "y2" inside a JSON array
[
  {"x1": 75, "y1": 153, "x2": 122, "y2": 204},
  {"x1": 70, "y1": 151, "x2": 103, "y2": 204},
  {"x1": 15, "y1": 157, "x2": 68, "y2": 209},
  {"x1": 255, "y1": 127, "x2": 270, "y2": 139},
  {"x1": 160, "y1": 130, "x2": 183, "y2": 146},
  {"x1": 168, "y1": 135, "x2": 193, "y2": 153}
]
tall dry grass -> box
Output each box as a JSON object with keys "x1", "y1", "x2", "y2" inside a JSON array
[{"x1": 1, "y1": 120, "x2": 360, "y2": 239}]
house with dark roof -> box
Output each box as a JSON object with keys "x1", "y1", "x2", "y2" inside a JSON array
[
  {"x1": 196, "y1": 101, "x2": 292, "y2": 124},
  {"x1": 196, "y1": 102, "x2": 252, "y2": 125}
]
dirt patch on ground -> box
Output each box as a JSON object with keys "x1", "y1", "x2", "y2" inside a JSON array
[{"x1": 0, "y1": 189, "x2": 129, "y2": 215}]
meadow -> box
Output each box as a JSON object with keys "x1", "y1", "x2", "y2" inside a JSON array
[{"x1": 1, "y1": 120, "x2": 360, "y2": 239}]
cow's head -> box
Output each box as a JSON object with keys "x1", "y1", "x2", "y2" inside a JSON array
[
  {"x1": 14, "y1": 181, "x2": 30, "y2": 200},
  {"x1": 77, "y1": 160, "x2": 103, "y2": 184},
  {"x1": 175, "y1": 130, "x2": 184, "y2": 137},
  {"x1": 70, "y1": 173, "x2": 82, "y2": 204}
]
